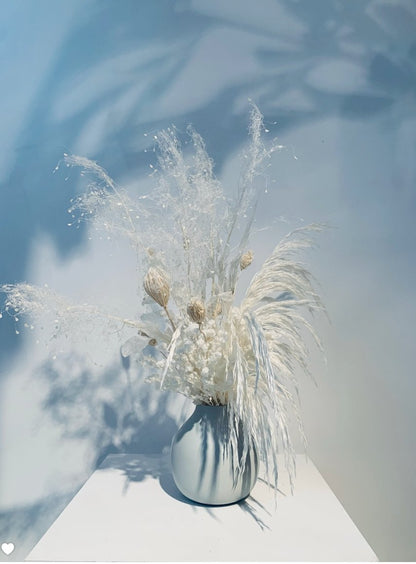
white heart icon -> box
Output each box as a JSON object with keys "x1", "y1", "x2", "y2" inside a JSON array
[{"x1": 1, "y1": 542, "x2": 15, "y2": 556}]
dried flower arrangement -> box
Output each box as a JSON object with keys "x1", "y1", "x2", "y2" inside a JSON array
[{"x1": 1, "y1": 104, "x2": 325, "y2": 492}]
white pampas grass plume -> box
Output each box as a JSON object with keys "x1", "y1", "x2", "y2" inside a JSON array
[
  {"x1": 240, "y1": 250, "x2": 253, "y2": 270},
  {"x1": 187, "y1": 298, "x2": 206, "y2": 324},
  {"x1": 143, "y1": 267, "x2": 170, "y2": 308}
]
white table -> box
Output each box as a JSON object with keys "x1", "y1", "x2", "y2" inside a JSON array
[{"x1": 26, "y1": 453, "x2": 378, "y2": 561}]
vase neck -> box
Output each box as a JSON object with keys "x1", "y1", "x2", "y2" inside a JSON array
[
  {"x1": 192, "y1": 403, "x2": 229, "y2": 425},
  {"x1": 194, "y1": 403, "x2": 227, "y2": 414}
]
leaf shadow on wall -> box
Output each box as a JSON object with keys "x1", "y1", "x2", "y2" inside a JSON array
[
  {"x1": 2, "y1": 0, "x2": 416, "y2": 560},
  {"x1": 2, "y1": 0, "x2": 413, "y2": 371},
  {"x1": 39, "y1": 352, "x2": 180, "y2": 467},
  {"x1": 0, "y1": 350, "x2": 182, "y2": 562}
]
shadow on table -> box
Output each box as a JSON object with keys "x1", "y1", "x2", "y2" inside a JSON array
[{"x1": 101, "y1": 452, "x2": 272, "y2": 530}]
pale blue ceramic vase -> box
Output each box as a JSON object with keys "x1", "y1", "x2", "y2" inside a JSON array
[{"x1": 170, "y1": 404, "x2": 258, "y2": 505}]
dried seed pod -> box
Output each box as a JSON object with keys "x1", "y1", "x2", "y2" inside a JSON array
[
  {"x1": 187, "y1": 298, "x2": 206, "y2": 324},
  {"x1": 143, "y1": 267, "x2": 170, "y2": 308},
  {"x1": 240, "y1": 250, "x2": 253, "y2": 270}
]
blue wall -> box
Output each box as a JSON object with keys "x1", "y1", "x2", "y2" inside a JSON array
[{"x1": 1, "y1": 0, "x2": 415, "y2": 560}]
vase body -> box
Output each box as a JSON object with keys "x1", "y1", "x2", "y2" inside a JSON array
[{"x1": 170, "y1": 404, "x2": 258, "y2": 505}]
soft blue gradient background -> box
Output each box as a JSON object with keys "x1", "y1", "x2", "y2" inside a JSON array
[{"x1": 1, "y1": 0, "x2": 415, "y2": 560}]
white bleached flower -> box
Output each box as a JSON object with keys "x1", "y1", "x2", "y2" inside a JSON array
[
  {"x1": 143, "y1": 267, "x2": 170, "y2": 308},
  {"x1": 240, "y1": 250, "x2": 253, "y2": 270}
]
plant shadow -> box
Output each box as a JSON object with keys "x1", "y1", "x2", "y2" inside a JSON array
[{"x1": 100, "y1": 451, "x2": 272, "y2": 530}]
